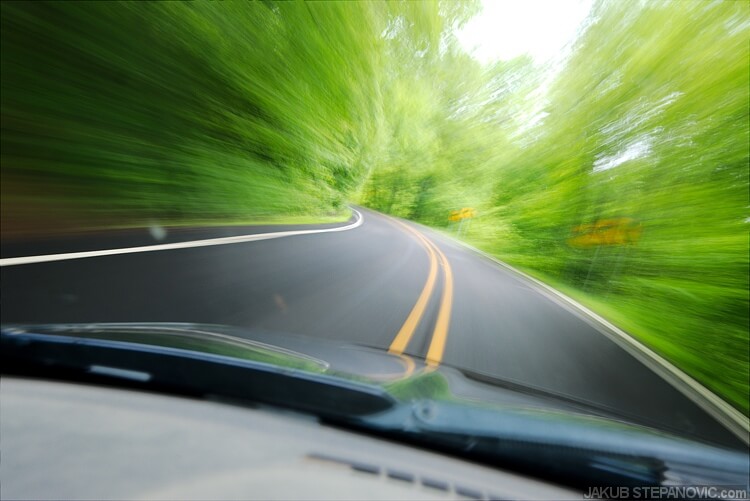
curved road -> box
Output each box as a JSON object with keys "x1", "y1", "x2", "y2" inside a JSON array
[{"x1": 0, "y1": 207, "x2": 745, "y2": 449}]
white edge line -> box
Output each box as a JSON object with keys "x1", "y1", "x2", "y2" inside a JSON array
[
  {"x1": 423, "y1": 224, "x2": 750, "y2": 445},
  {"x1": 0, "y1": 209, "x2": 363, "y2": 267}
]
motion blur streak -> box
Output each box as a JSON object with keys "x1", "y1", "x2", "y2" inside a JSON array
[{"x1": 1, "y1": 2, "x2": 396, "y2": 232}]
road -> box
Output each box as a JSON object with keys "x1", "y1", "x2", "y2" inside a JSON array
[{"x1": 0, "y1": 207, "x2": 745, "y2": 449}]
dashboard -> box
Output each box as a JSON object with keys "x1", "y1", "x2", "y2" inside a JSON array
[{"x1": 1, "y1": 377, "x2": 581, "y2": 500}]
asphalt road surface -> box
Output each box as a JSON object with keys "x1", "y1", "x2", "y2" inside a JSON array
[{"x1": 0, "y1": 207, "x2": 745, "y2": 449}]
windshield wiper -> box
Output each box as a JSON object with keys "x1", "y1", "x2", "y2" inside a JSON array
[{"x1": 0, "y1": 328, "x2": 395, "y2": 418}]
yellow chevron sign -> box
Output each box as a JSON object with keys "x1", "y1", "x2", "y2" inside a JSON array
[
  {"x1": 449, "y1": 207, "x2": 476, "y2": 222},
  {"x1": 569, "y1": 218, "x2": 642, "y2": 247}
]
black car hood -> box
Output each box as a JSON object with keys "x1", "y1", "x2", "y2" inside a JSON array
[
  {"x1": 0, "y1": 321, "x2": 683, "y2": 418},
  {"x1": 2, "y1": 322, "x2": 748, "y2": 490}
]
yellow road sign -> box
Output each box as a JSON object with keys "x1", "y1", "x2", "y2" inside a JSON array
[
  {"x1": 569, "y1": 218, "x2": 642, "y2": 247},
  {"x1": 449, "y1": 207, "x2": 476, "y2": 222}
]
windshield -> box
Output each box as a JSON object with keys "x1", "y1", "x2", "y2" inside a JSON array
[{"x1": 1, "y1": 0, "x2": 748, "y2": 495}]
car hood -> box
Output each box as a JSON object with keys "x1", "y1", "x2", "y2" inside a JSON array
[
  {"x1": 2, "y1": 322, "x2": 748, "y2": 490},
  {"x1": 0, "y1": 321, "x2": 673, "y2": 416}
]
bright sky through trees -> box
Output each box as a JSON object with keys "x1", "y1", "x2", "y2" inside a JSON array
[{"x1": 456, "y1": 0, "x2": 592, "y2": 63}]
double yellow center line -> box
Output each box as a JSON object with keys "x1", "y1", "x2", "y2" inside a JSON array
[{"x1": 387, "y1": 219, "x2": 453, "y2": 367}]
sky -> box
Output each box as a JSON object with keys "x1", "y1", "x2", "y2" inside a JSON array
[{"x1": 456, "y1": 0, "x2": 593, "y2": 64}]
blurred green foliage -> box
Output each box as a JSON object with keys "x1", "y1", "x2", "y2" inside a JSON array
[
  {"x1": 1, "y1": 1, "x2": 405, "y2": 230},
  {"x1": 361, "y1": 0, "x2": 749, "y2": 415},
  {"x1": 1, "y1": 1, "x2": 747, "y2": 414}
]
